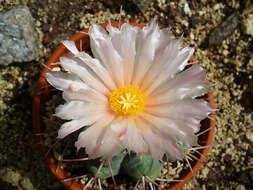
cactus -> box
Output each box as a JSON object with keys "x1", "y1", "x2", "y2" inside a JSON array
[
  {"x1": 87, "y1": 151, "x2": 163, "y2": 181},
  {"x1": 87, "y1": 152, "x2": 126, "y2": 179},
  {"x1": 121, "y1": 153, "x2": 163, "y2": 180},
  {"x1": 43, "y1": 19, "x2": 215, "y2": 189}
]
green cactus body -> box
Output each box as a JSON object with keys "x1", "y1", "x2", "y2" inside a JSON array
[
  {"x1": 121, "y1": 153, "x2": 163, "y2": 180},
  {"x1": 87, "y1": 152, "x2": 125, "y2": 179}
]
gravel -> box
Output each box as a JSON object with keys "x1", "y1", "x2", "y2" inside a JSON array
[{"x1": 0, "y1": 0, "x2": 252, "y2": 190}]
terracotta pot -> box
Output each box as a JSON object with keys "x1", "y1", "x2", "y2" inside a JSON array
[{"x1": 33, "y1": 22, "x2": 216, "y2": 190}]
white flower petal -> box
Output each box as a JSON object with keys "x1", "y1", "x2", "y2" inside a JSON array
[
  {"x1": 140, "y1": 112, "x2": 198, "y2": 145},
  {"x1": 89, "y1": 24, "x2": 124, "y2": 87},
  {"x1": 118, "y1": 119, "x2": 148, "y2": 154},
  {"x1": 140, "y1": 38, "x2": 182, "y2": 90},
  {"x1": 142, "y1": 129, "x2": 165, "y2": 160},
  {"x1": 138, "y1": 117, "x2": 184, "y2": 160},
  {"x1": 153, "y1": 28, "x2": 174, "y2": 58},
  {"x1": 55, "y1": 101, "x2": 87, "y2": 120},
  {"x1": 167, "y1": 47, "x2": 195, "y2": 76},
  {"x1": 153, "y1": 65, "x2": 206, "y2": 93},
  {"x1": 106, "y1": 20, "x2": 121, "y2": 53},
  {"x1": 145, "y1": 99, "x2": 214, "y2": 124},
  {"x1": 94, "y1": 125, "x2": 123, "y2": 158},
  {"x1": 45, "y1": 71, "x2": 85, "y2": 91},
  {"x1": 147, "y1": 66, "x2": 210, "y2": 105},
  {"x1": 132, "y1": 20, "x2": 161, "y2": 85},
  {"x1": 57, "y1": 113, "x2": 102, "y2": 139},
  {"x1": 149, "y1": 81, "x2": 210, "y2": 104},
  {"x1": 60, "y1": 55, "x2": 110, "y2": 95},
  {"x1": 55, "y1": 101, "x2": 107, "y2": 120},
  {"x1": 62, "y1": 85, "x2": 107, "y2": 103},
  {"x1": 74, "y1": 124, "x2": 104, "y2": 155},
  {"x1": 162, "y1": 137, "x2": 184, "y2": 160},
  {"x1": 107, "y1": 22, "x2": 138, "y2": 85},
  {"x1": 144, "y1": 47, "x2": 194, "y2": 95},
  {"x1": 75, "y1": 113, "x2": 117, "y2": 158},
  {"x1": 62, "y1": 40, "x2": 79, "y2": 55},
  {"x1": 75, "y1": 51, "x2": 117, "y2": 90}
]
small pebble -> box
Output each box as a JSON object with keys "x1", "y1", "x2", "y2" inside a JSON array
[{"x1": 246, "y1": 131, "x2": 253, "y2": 143}]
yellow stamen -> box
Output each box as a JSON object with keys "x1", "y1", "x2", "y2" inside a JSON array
[{"x1": 109, "y1": 85, "x2": 147, "y2": 116}]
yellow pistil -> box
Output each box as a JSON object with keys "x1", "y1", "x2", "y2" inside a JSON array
[{"x1": 109, "y1": 85, "x2": 147, "y2": 116}]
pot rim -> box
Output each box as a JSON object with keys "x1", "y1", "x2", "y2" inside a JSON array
[{"x1": 33, "y1": 21, "x2": 216, "y2": 190}]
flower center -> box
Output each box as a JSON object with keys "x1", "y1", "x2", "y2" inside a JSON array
[{"x1": 109, "y1": 85, "x2": 147, "y2": 116}]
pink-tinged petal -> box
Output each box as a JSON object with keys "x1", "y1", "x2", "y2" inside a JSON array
[
  {"x1": 142, "y1": 129, "x2": 165, "y2": 160},
  {"x1": 110, "y1": 118, "x2": 126, "y2": 136},
  {"x1": 94, "y1": 125, "x2": 123, "y2": 159},
  {"x1": 62, "y1": 85, "x2": 108, "y2": 103},
  {"x1": 54, "y1": 101, "x2": 87, "y2": 120},
  {"x1": 153, "y1": 28, "x2": 174, "y2": 58},
  {"x1": 163, "y1": 139, "x2": 184, "y2": 160},
  {"x1": 151, "y1": 65, "x2": 207, "y2": 97},
  {"x1": 106, "y1": 20, "x2": 121, "y2": 53},
  {"x1": 118, "y1": 126, "x2": 128, "y2": 138},
  {"x1": 132, "y1": 20, "x2": 161, "y2": 85},
  {"x1": 60, "y1": 55, "x2": 110, "y2": 95},
  {"x1": 144, "y1": 47, "x2": 194, "y2": 95},
  {"x1": 146, "y1": 66, "x2": 210, "y2": 105},
  {"x1": 140, "y1": 38, "x2": 182, "y2": 91},
  {"x1": 147, "y1": 124, "x2": 184, "y2": 160},
  {"x1": 145, "y1": 99, "x2": 214, "y2": 124},
  {"x1": 45, "y1": 71, "x2": 85, "y2": 91},
  {"x1": 137, "y1": 116, "x2": 183, "y2": 160},
  {"x1": 140, "y1": 112, "x2": 198, "y2": 146},
  {"x1": 62, "y1": 40, "x2": 79, "y2": 55},
  {"x1": 75, "y1": 113, "x2": 116, "y2": 158},
  {"x1": 75, "y1": 126, "x2": 103, "y2": 155},
  {"x1": 75, "y1": 51, "x2": 117, "y2": 90},
  {"x1": 118, "y1": 119, "x2": 148, "y2": 154},
  {"x1": 54, "y1": 101, "x2": 107, "y2": 120},
  {"x1": 57, "y1": 113, "x2": 102, "y2": 139},
  {"x1": 148, "y1": 81, "x2": 211, "y2": 106},
  {"x1": 107, "y1": 22, "x2": 138, "y2": 85},
  {"x1": 89, "y1": 24, "x2": 124, "y2": 87},
  {"x1": 167, "y1": 47, "x2": 195, "y2": 76}
]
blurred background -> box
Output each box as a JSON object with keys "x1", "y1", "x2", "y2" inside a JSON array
[{"x1": 0, "y1": 0, "x2": 252, "y2": 189}]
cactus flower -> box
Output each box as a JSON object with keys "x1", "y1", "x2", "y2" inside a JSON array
[{"x1": 45, "y1": 20, "x2": 214, "y2": 162}]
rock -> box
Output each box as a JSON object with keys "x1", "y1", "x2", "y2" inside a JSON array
[
  {"x1": 130, "y1": 0, "x2": 155, "y2": 11},
  {"x1": 43, "y1": 33, "x2": 51, "y2": 44},
  {"x1": 236, "y1": 184, "x2": 246, "y2": 190},
  {"x1": 183, "y1": 2, "x2": 191, "y2": 15},
  {"x1": 246, "y1": 131, "x2": 253, "y2": 143},
  {"x1": 104, "y1": 0, "x2": 154, "y2": 12},
  {"x1": 242, "y1": 4, "x2": 253, "y2": 36},
  {"x1": 242, "y1": 14, "x2": 253, "y2": 36},
  {"x1": 20, "y1": 177, "x2": 35, "y2": 190},
  {"x1": 250, "y1": 169, "x2": 253, "y2": 181},
  {"x1": 190, "y1": 16, "x2": 202, "y2": 28},
  {"x1": 237, "y1": 169, "x2": 252, "y2": 187},
  {"x1": 0, "y1": 168, "x2": 35, "y2": 190},
  {"x1": 241, "y1": 80, "x2": 253, "y2": 111},
  {"x1": 42, "y1": 23, "x2": 50, "y2": 32},
  {"x1": 0, "y1": 6, "x2": 38, "y2": 66},
  {"x1": 208, "y1": 12, "x2": 239, "y2": 46},
  {"x1": 0, "y1": 179, "x2": 15, "y2": 190}
]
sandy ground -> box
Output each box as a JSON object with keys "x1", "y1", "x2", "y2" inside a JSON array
[{"x1": 0, "y1": 0, "x2": 252, "y2": 190}]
